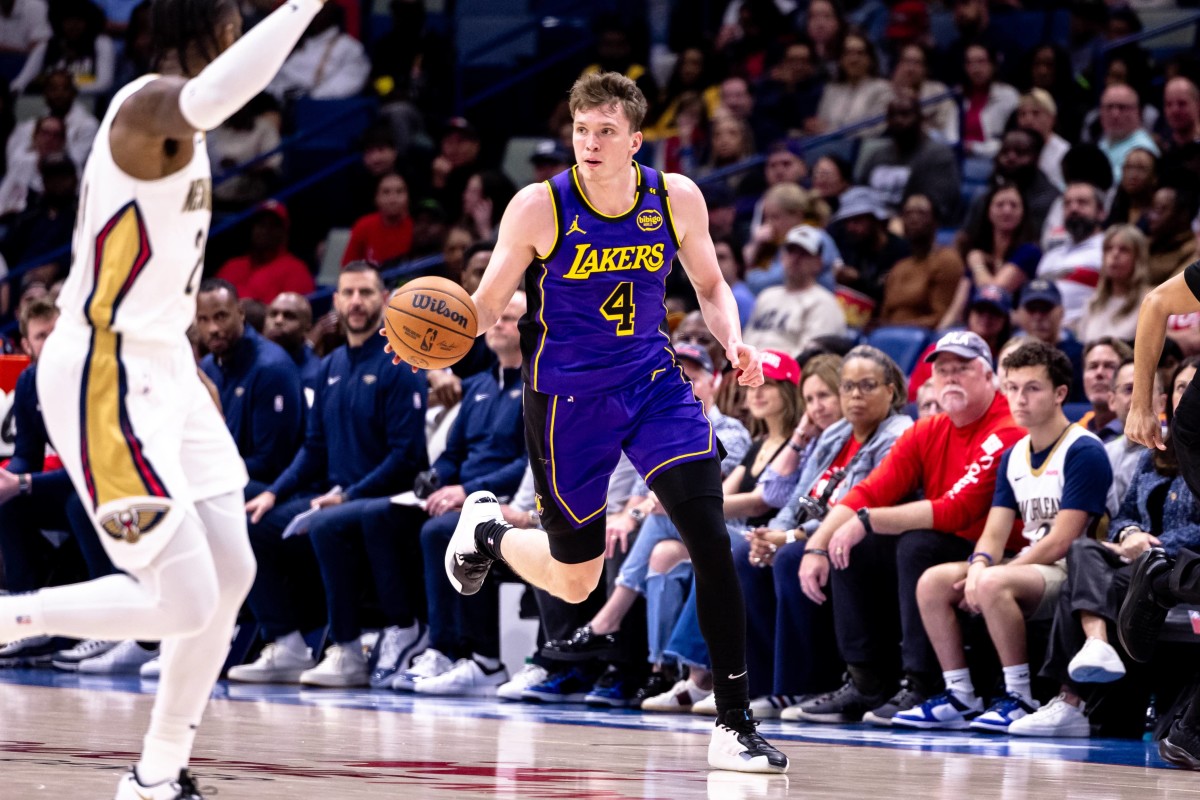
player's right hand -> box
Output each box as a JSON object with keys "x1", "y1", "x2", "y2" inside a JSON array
[
  {"x1": 799, "y1": 551, "x2": 829, "y2": 604},
  {"x1": 1125, "y1": 405, "x2": 1165, "y2": 451},
  {"x1": 246, "y1": 491, "x2": 276, "y2": 524}
]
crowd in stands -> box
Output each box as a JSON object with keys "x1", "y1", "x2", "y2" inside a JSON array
[{"x1": 6, "y1": 0, "x2": 1200, "y2": 763}]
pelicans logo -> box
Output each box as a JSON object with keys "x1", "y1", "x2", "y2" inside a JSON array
[{"x1": 99, "y1": 503, "x2": 170, "y2": 545}]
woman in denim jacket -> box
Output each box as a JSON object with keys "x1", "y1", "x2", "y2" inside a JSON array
[{"x1": 732, "y1": 346, "x2": 914, "y2": 715}]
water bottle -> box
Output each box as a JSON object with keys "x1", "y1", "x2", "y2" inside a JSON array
[{"x1": 1145, "y1": 693, "x2": 1158, "y2": 741}]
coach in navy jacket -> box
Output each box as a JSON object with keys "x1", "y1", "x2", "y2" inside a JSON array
[
  {"x1": 235, "y1": 265, "x2": 429, "y2": 680},
  {"x1": 197, "y1": 279, "x2": 304, "y2": 489}
]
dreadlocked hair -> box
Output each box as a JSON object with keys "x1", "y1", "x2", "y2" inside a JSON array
[{"x1": 150, "y1": 0, "x2": 236, "y2": 75}]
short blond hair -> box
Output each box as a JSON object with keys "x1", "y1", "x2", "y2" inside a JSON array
[{"x1": 568, "y1": 71, "x2": 648, "y2": 132}]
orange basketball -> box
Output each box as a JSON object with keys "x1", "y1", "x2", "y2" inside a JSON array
[{"x1": 384, "y1": 276, "x2": 479, "y2": 370}]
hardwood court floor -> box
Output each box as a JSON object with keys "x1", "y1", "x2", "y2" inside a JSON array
[{"x1": 1, "y1": 672, "x2": 1198, "y2": 799}]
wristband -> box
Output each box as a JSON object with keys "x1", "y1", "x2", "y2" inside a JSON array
[
  {"x1": 17, "y1": 473, "x2": 30, "y2": 496},
  {"x1": 785, "y1": 529, "x2": 797, "y2": 545},
  {"x1": 789, "y1": 440, "x2": 806, "y2": 453},
  {"x1": 856, "y1": 507, "x2": 874, "y2": 534},
  {"x1": 967, "y1": 552, "x2": 994, "y2": 566},
  {"x1": 804, "y1": 548, "x2": 829, "y2": 558}
]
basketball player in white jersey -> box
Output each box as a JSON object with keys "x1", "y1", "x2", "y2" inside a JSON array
[
  {"x1": 0, "y1": 1, "x2": 329, "y2": 797},
  {"x1": 892, "y1": 341, "x2": 1110, "y2": 733}
]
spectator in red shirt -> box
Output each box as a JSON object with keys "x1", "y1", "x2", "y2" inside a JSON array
[
  {"x1": 342, "y1": 172, "x2": 413, "y2": 268},
  {"x1": 794, "y1": 331, "x2": 1025, "y2": 726},
  {"x1": 216, "y1": 200, "x2": 315, "y2": 305}
]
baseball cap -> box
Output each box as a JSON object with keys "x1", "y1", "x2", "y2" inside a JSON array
[
  {"x1": 829, "y1": 186, "x2": 890, "y2": 224},
  {"x1": 768, "y1": 139, "x2": 806, "y2": 160},
  {"x1": 413, "y1": 197, "x2": 446, "y2": 220},
  {"x1": 923, "y1": 331, "x2": 993, "y2": 365},
  {"x1": 530, "y1": 139, "x2": 571, "y2": 165},
  {"x1": 761, "y1": 349, "x2": 802, "y2": 385},
  {"x1": 969, "y1": 285, "x2": 1012, "y2": 316},
  {"x1": 253, "y1": 199, "x2": 289, "y2": 227},
  {"x1": 1020, "y1": 278, "x2": 1063, "y2": 309},
  {"x1": 674, "y1": 343, "x2": 714, "y2": 373},
  {"x1": 783, "y1": 225, "x2": 824, "y2": 257},
  {"x1": 886, "y1": 0, "x2": 929, "y2": 39},
  {"x1": 443, "y1": 116, "x2": 479, "y2": 140}
]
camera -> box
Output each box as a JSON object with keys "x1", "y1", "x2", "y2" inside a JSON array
[{"x1": 794, "y1": 468, "x2": 846, "y2": 522}]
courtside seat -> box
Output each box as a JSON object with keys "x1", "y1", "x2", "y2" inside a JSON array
[{"x1": 867, "y1": 325, "x2": 932, "y2": 375}]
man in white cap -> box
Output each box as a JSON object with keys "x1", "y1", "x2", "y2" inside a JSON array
[
  {"x1": 793, "y1": 330, "x2": 1025, "y2": 726},
  {"x1": 743, "y1": 225, "x2": 847, "y2": 354}
]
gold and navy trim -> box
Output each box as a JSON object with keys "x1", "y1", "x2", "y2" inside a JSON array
[
  {"x1": 78, "y1": 202, "x2": 169, "y2": 509},
  {"x1": 570, "y1": 162, "x2": 645, "y2": 222}
]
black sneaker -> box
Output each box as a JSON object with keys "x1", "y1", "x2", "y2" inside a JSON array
[
  {"x1": 784, "y1": 677, "x2": 890, "y2": 723},
  {"x1": 1118, "y1": 547, "x2": 1175, "y2": 663},
  {"x1": 862, "y1": 680, "x2": 926, "y2": 727},
  {"x1": 540, "y1": 625, "x2": 621, "y2": 662},
  {"x1": 632, "y1": 671, "x2": 676, "y2": 706},
  {"x1": 1161, "y1": 718, "x2": 1200, "y2": 770},
  {"x1": 445, "y1": 492, "x2": 505, "y2": 595},
  {"x1": 708, "y1": 709, "x2": 790, "y2": 774}
]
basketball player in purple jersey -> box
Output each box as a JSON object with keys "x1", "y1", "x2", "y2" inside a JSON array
[{"x1": 391, "y1": 72, "x2": 788, "y2": 773}]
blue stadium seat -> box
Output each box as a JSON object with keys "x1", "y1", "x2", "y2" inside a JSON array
[
  {"x1": 867, "y1": 325, "x2": 933, "y2": 375},
  {"x1": 291, "y1": 96, "x2": 378, "y2": 152},
  {"x1": 1063, "y1": 402, "x2": 1092, "y2": 423}
]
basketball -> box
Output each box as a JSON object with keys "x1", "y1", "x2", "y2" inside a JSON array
[{"x1": 384, "y1": 276, "x2": 479, "y2": 369}]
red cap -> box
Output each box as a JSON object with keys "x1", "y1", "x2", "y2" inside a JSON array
[
  {"x1": 886, "y1": 0, "x2": 929, "y2": 39},
  {"x1": 761, "y1": 349, "x2": 801, "y2": 385},
  {"x1": 254, "y1": 199, "x2": 290, "y2": 227}
]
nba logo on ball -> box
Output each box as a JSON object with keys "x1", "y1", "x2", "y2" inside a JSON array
[
  {"x1": 384, "y1": 276, "x2": 479, "y2": 370},
  {"x1": 637, "y1": 209, "x2": 663, "y2": 232}
]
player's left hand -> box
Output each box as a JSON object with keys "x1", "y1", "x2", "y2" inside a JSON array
[
  {"x1": 729, "y1": 340, "x2": 762, "y2": 387},
  {"x1": 828, "y1": 515, "x2": 868, "y2": 569},
  {"x1": 0, "y1": 468, "x2": 20, "y2": 505},
  {"x1": 426, "y1": 485, "x2": 467, "y2": 516}
]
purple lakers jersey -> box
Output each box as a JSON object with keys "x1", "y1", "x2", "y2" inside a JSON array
[{"x1": 521, "y1": 162, "x2": 680, "y2": 396}]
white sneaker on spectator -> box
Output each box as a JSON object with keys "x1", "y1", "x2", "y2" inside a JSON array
[
  {"x1": 52, "y1": 639, "x2": 117, "y2": 671},
  {"x1": 77, "y1": 640, "x2": 159, "y2": 674},
  {"x1": 1067, "y1": 638, "x2": 1127, "y2": 684},
  {"x1": 392, "y1": 647, "x2": 453, "y2": 691},
  {"x1": 300, "y1": 643, "x2": 369, "y2": 688},
  {"x1": 1007, "y1": 694, "x2": 1091, "y2": 737},
  {"x1": 413, "y1": 657, "x2": 508, "y2": 696},
  {"x1": 370, "y1": 623, "x2": 428, "y2": 689},
  {"x1": 497, "y1": 662, "x2": 549, "y2": 701},
  {"x1": 641, "y1": 678, "x2": 712, "y2": 712},
  {"x1": 691, "y1": 693, "x2": 718, "y2": 716},
  {"x1": 227, "y1": 641, "x2": 317, "y2": 684},
  {"x1": 140, "y1": 656, "x2": 161, "y2": 679}
]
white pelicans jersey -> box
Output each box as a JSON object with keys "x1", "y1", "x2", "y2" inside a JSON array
[{"x1": 56, "y1": 74, "x2": 212, "y2": 347}]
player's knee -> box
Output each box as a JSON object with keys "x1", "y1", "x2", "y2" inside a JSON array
[
  {"x1": 552, "y1": 562, "x2": 603, "y2": 604},
  {"x1": 974, "y1": 568, "x2": 1010, "y2": 607}
]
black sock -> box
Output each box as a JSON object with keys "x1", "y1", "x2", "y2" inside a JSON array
[
  {"x1": 847, "y1": 663, "x2": 886, "y2": 695},
  {"x1": 475, "y1": 519, "x2": 509, "y2": 561}
]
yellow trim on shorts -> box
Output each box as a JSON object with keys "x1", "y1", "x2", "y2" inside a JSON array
[
  {"x1": 571, "y1": 163, "x2": 642, "y2": 219},
  {"x1": 549, "y1": 395, "x2": 607, "y2": 526},
  {"x1": 642, "y1": 416, "x2": 715, "y2": 485}
]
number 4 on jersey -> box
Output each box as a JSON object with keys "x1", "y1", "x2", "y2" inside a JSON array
[{"x1": 600, "y1": 281, "x2": 635, "y2": 336}]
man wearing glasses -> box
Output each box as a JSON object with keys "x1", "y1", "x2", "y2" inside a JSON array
[{"x1": 794, "y1": 331, "x2": 1024, "y2": 726}]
